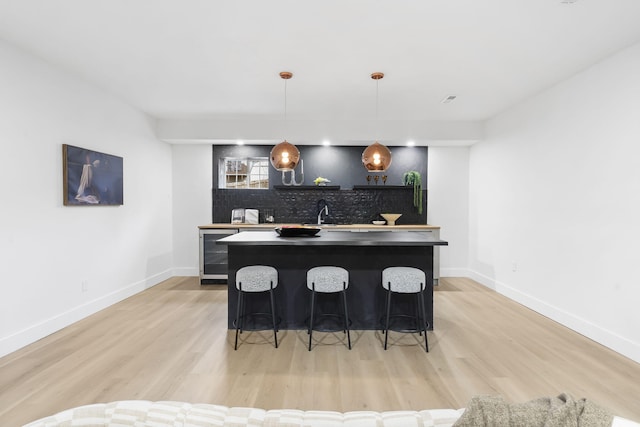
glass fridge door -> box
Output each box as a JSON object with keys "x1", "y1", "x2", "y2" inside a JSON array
[{"x1": 199, "y1": 229, "x2": 238, "y2": 283}]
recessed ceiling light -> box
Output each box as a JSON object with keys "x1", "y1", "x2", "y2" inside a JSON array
[
  {"x1": 236, "y1": 140, "x2": 244, "y2": 145},
  {"x1": 322, "y1": 140, "x2": 331, "y2": 146},
  {"x1": 441, "y1": 95, "x2": 457, "y2": 104},
  {"x1": 407, "y1": 140, "x2": 415, "y2": 147}
]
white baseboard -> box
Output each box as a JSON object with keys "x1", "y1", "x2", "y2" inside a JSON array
[
  {"x1": 0, "y1": 269, "x2": 173, "y2": 359},
  {"x1": 440, "y1": 267, "x2": 474, "y2": 278},
  {"x1": 172, "y1": 267, "x2": 199, "y2": 277},
  {"x1": 463, "y1": 269, "x2": 640, "y2": 364},
  {"x1": 467, "y1": 269, "x2": 497, "y2": 290}
]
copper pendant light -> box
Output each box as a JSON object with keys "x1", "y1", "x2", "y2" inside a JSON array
[
  {"x1": 270, "y1": 72, "x2": 300, "y2": 172},
  {"x1": 270, "y1": 140, "x2": 300, "y2": 171},
  {"x1": 362, "y1": 141, "x2": 392, "y2": 172},
  {"x1": 362, "y1": 72, "x2": 392, "y2": 172}
]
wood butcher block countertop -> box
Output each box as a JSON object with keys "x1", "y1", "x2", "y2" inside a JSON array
[{"x1": 199, "y1": 223, "x2": 440, "y2": 230}]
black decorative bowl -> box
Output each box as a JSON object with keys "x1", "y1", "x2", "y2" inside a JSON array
[{"x1": 275, "y1": 226, "x2": 321, "y2": 237}]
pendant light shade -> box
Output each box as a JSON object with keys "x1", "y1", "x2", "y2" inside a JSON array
[
  {"x1": 270, "y1": 71, "x2": 301, "y2": 172},
  {"x1": 270, "y1": 140, "x2": 300, "y2": 171},
  {"x1": 363, "y1": 72, "x2": 392, "y2": 172},
  {"x1": 362, "y1": 141, "x2": 392, "y2": 172}
]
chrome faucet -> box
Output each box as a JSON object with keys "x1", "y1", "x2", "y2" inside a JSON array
[{"x1": 317, "y1": 200, "x2": 329, "y2": 225}]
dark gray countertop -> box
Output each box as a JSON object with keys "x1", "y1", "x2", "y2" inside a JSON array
[{"x1": 218, "y1": 230, "x2": 448, "y2": 246}]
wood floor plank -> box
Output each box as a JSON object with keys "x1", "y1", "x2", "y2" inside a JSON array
[{"x1": 1, "y1": 276, "x2": 639, "y2": 426}]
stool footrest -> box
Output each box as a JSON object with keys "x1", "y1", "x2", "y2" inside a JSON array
[
  {"x1": 381, "y1": 314, "x2": 428, "y2": 333},
  {"x1": 307, "y1": 314, "x2": 352, "y2": 333},
  {"x1": 234, "y1": 313, "x2": 282, "y2": 332}
]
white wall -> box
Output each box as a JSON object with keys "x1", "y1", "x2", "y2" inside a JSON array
[
  {"x1": 0, "y1": 39, "x2": 173, "y2": 358},
  {"x1": 428, "y1": 147, "x2": 470, "y2": 276},
  {"x1": 172, "y1": 144, "x2": 213, "y2": 275},
  {"x1": 469, "y1": 41, "x2": 640, "y2": 363}
]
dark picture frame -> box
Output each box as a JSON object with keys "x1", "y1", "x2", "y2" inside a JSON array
[{"x1": 62, "y1": 144, "x2": 124, "y2": 206}]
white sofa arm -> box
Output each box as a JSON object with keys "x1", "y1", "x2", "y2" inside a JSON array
[
  {"x1": 23, "y1": 400, "x2": 639, "y2": 427},
  {"x1": 23, "y1": 401, "x2": 466, "y2": 427}
]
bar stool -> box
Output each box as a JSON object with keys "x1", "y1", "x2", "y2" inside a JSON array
[
  {"x1": 307, "y1": 266, "x2": 351, "y2": 351},
  {"x1": 234, "y1": 265, "x2": 278, "y2": 350},
  {"x1": 381, "y1": 267, "x2": 429, "y2": 352}
]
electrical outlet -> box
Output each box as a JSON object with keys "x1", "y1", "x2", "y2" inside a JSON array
[
  {"x1": 81, "y1": 280, "x2": 89, "y2": 292},
  {"x1": 511, "y1": 262, "x2": 518, "y2": 272}
]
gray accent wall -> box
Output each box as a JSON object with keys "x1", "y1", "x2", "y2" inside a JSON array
[{"x1": 212, "y1": 145, "x2": 428, "y2": 224}]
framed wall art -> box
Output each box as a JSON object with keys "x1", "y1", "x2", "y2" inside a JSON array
[{"x1": 62, "y1": 144, "x2": 124, "y2": 206}]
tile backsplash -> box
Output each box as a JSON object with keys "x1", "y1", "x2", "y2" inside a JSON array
[{"x1": 212, "y1": 187, "x2": 427, "y2": 225}]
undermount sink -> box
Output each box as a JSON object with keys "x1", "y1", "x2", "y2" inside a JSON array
[{"x1": 303, "y1": 223, "x2": 338, "y2": 226}]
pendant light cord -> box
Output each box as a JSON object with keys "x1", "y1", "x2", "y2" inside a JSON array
[
  {"x1": 278, "y1": 71, "x2": 293, "y2": 142},
  {"x1": 376, "y1": 78, "x2": 379, "y2": 121},
  {"x1": 375, "y1": 76, "x2": 380, "y2": 140},
  {"x1": 284, "y1": 78, "x2": 288, "y2": 139}
]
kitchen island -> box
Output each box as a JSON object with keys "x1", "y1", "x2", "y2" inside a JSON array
[
  {"x1": 199, "y1": 223, "x2": 442, "y2": 284},
  {"x1": 217, "y1": 230, "x2": 448, "y2": 330}
]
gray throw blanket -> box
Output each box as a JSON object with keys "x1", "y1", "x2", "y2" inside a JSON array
[{"x1": 453, "y1": 393, "x2": 613, "y2": 427}]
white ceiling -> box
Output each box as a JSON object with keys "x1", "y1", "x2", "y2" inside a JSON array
[{"x1": 1, "y1": 0, "x2": 640, "y2": 143}]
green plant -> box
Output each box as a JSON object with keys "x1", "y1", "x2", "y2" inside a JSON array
[{"x1": 402, "y1": 171, "x2": 423, "y2": 214}]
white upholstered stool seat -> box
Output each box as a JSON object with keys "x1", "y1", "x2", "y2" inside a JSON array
[
  {"x1": 306, "y1": 266, "x2": 351, "y2": 351},
  {"x1": 234, "y1": 265, "x2": 279, "y2": 350},
  {"x1": 381, "y1": 266, "x2": 429, "y2": 352}
]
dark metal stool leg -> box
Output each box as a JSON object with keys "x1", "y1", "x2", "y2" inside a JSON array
[
  {"x1": 308, "y1": 287, "x2": 316, "y2": 351},
  {"x1": 419, "y1": 287, "x2": 429, "y2": 352},
  {"x1": 384, "y1": 287, "x2": 392, "y2": 350},
  {"x1": 269, "y1": 284, "x2": 278, "y2": 349},
  {"x1": 342, "y1": 288, "x2": 351, "y2": 350},
  {"x1": 239, "y1": 290, "x2": 245, "y2": 333},
  {"x1": 234, "y1": 289, "x2": 243, "y2": 350},
  {"x1": 415, "y1": 295, "x2": 422, "y2": 336}
]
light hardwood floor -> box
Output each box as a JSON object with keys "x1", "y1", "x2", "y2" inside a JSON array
[{"x1": 1, "y1": 277, "x2": 639, "y2": 425}]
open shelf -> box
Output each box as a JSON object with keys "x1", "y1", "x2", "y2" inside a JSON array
[
  {"x1": 273, "y1": 185, "x2": 341, "y2": 190},
  {"x1": 272, "y1": 185, "x2": 413, "y2": 191},
  {"x1": 352, "y1": 185, "x2": 412, "y2": 190}
]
